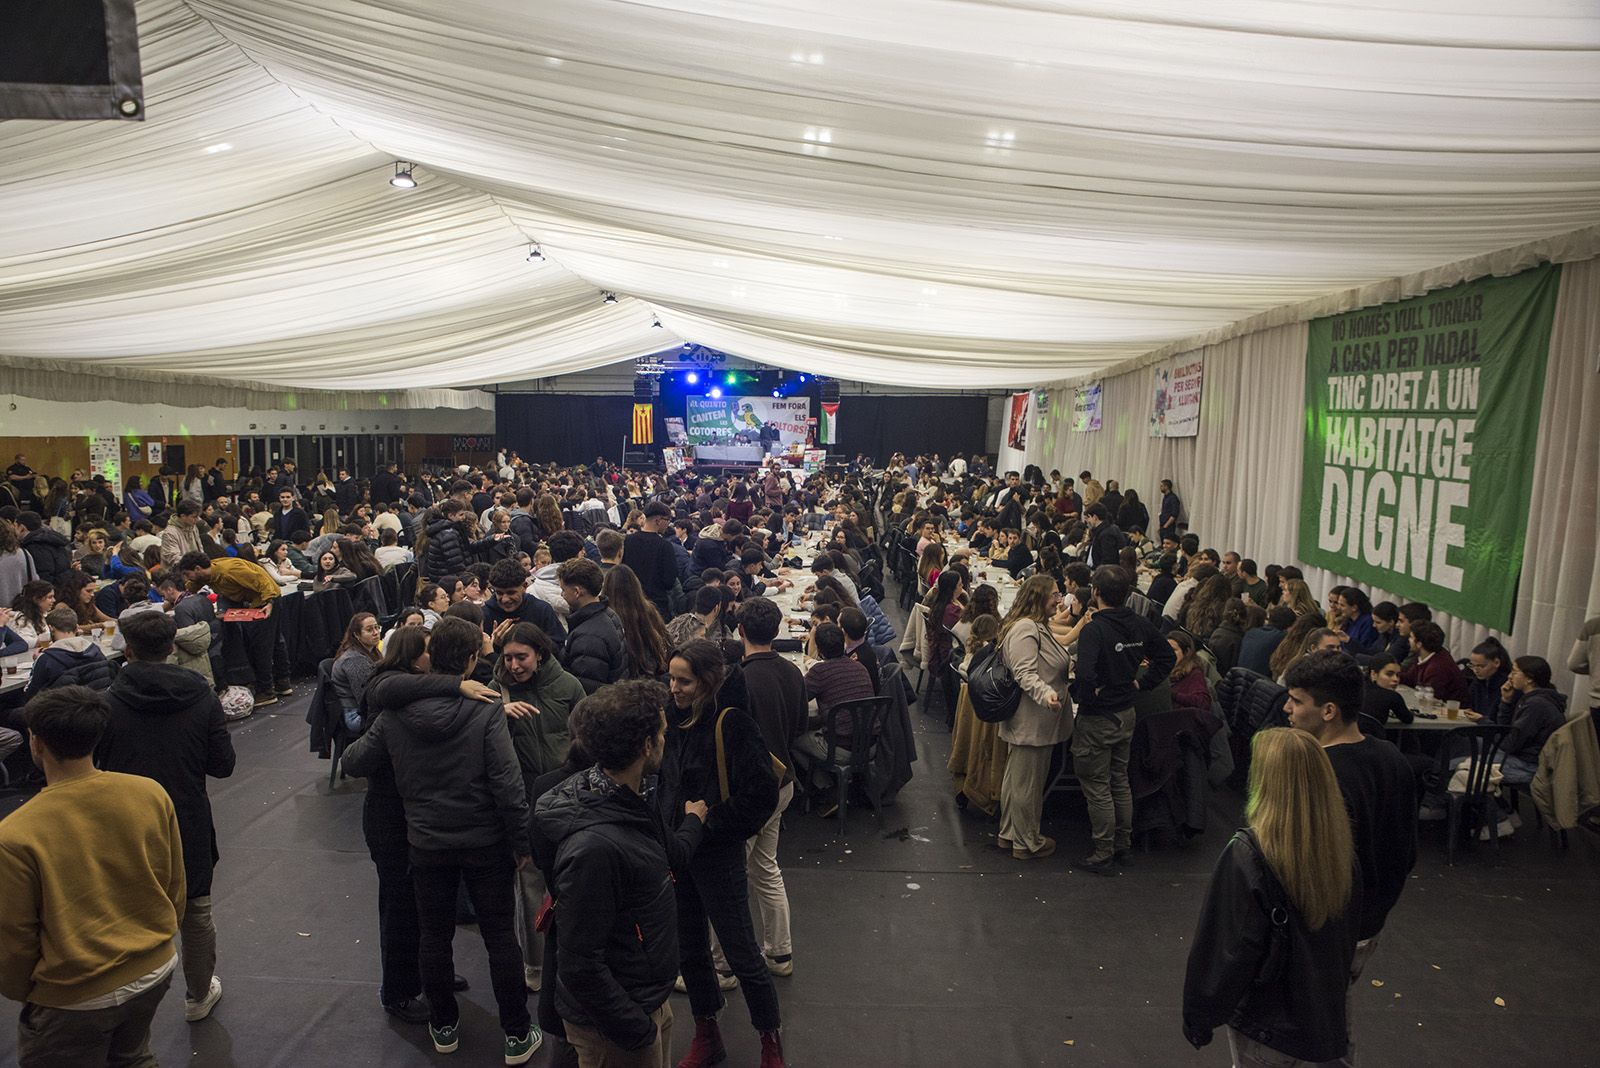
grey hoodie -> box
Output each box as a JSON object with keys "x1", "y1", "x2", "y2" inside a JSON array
[{"x1": 341, "y1": 682, "x2": 528, "y2": 855}]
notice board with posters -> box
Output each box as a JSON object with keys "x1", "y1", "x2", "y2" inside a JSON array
[{"x1": 1297, "y1": 263, "x2": 1560, "y2": 630}]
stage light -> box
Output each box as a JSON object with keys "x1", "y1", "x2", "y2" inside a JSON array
[
  {"x1": 685, "y1": 371, "x2": 699, "y2": 384},
  {"x1": 601, "y1": 292, "x2": 618, "y2": 305},
  {"x1": 798, "y1": 374, "x2": 807, "y2": 382},
  {"x1": 725, "y1": 372, "x2": 736, "y2": 385},
  {"x1": 390, "y1": 162, "x2": 416, "y2": 189},
  {"x1": 709, "y1": 386, "x2": 723, "y2": 399},
  {"x1": 771, "y1": 389, "x2": 780, "y2": 398}
]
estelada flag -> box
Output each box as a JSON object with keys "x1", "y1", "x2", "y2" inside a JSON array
[{"x1": 632, "y1": 403, "x2": 654, "y2": 445}]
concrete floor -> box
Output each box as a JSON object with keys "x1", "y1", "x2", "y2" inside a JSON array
[{"x1": 3, "y1": 596, "x2": 1598, "y2": 1067}]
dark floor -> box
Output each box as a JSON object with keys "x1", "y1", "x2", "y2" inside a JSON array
[{"x1": 4, "y1": 608, "x2": 1600, "y2": 1066}]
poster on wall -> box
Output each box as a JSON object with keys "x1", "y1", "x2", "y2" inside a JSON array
[
  {"x1": 1006, "y1": 392, "x2": 1030, "y2": 450},
  {"x1": 1072, "y1": 382, "x2": 1103, "y2": 432},
  {"x1": 1034, "y1": 389, "x2": 1050, "y2": 429},
  {"x1": 147, "y1": 441, "x2": 163, "y2": 466},
  {"x1": 1150, "y1": 358, "x2": 1203, "y2": 437},
  {"x1": 664, "y1": 418, "x2": 688, "y2": 446},
  {"x1": 90, "y1": 436, "x2": 121, "y2": 487},
  {"x1": 1297, "y1": 263, "x2": 1561, "y2": 631},
  {"x1": 662, "y1": 447, "x2": 689, "y2": 475},
  {"x1": 685, "y1": 396, "x2": 810, "y2": 444}
]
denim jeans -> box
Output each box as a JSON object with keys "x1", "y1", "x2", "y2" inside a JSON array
[
  {"x1": 676, "y1": 847, "x2": 781, "y2": 1032},
  {"x1": 412, "y1": 848, "x2": 530, "y2": 1034}
]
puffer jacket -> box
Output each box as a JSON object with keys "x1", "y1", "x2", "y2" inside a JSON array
[
  {"x1": 536, "y1": 767, "x2": 702, "y2": 1051},
  {"x1": 1495, "y1": 687, "x2": 1568, "y2": 765},
  {"x1": 419, "y1": 517, "x2": 470, "y2": 579},
  {"x1": 21, "y1": 527, "x2": 72, "y2": 585},
  {"x1": 24, "y1": 636, "x2": 116, "y2": 696},
  {"x1": 857, "y1": 594, "x2": 898, "y2": 647},
  {"x1": 563, "y1": 599, "x2": 628, "y2": 694},
  {"x1": 1183, "y1": 830, "x2": 1361, "y2": 1063},
  {"x1": 500, "y1": 653, "x2": 587, "y2": 786},
  {"x1": 341, "y1": 679, "x2": 528, "y2": 855}
]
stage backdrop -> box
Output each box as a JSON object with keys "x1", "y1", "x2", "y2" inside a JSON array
[
  {"x1": 1298, "y1": 263, "x2": 1561, "y2": 631},
  {"x1": 685, "y1": 396, "x2": 810, "y2": 443},
  {"x1": 496, "y1": 393, "x2": 989, "y2": 467}
]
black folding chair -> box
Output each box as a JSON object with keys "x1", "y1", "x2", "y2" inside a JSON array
[
  {"x1": 812, "y1": 696, "x2": 893, "y2": 832},
  {"x1": 1434, "y1": 724, "x2": 1510, "y2": 865}
]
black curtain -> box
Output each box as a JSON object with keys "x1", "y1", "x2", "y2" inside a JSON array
[
  {"x1": 833, "y1": 395, "x2": 988, "y2": 461},
  {"x1": 496, "y1": 395, "x2": 636, "y2": 467}
]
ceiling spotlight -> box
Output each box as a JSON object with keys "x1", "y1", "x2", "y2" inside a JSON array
[
  {"x1": 709, "y1": 386, "x2": 723, "y2": 399},
  {"x1": 651, "y1": 316, "x2": 663, "y2": 328},
  {"x1": 601, "y1": 292, "x2": 618, "y2": 305},
  {"x1": 526, "y1": 244, "x2": 543, "y2": 262},
  {"x1": 685, "y1": 371, "x2": 699, "y2": 384},
  {"x1": 389, "y1": 162, "x2": 417, "y2": 189},
  {"x1": 798, "y1": 374, "x2": 808, "y2": 382}
]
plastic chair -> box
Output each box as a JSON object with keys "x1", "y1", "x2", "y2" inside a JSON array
[
  {"x1": 1435, "y1": 724, "x2": 1510, "y2": 865},
  {"x1": 816, "y1": 696, "x2": 893, "y2": 832}
]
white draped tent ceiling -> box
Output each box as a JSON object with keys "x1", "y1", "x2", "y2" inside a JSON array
[{"x1": 2, "y1": 0, "x2": 1599, "y2": 390}]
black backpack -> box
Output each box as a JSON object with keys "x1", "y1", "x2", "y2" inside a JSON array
[{"x1": 966, "y1": 642, "x2": 1021, "y2": 723}]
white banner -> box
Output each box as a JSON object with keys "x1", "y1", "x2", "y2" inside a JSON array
[
  {"x1": 685, "y1": 396, "x2": 811, "y2": 444},
  {"x1": 1072, "y1": 381, "x2": 1103, "y2": 432},
  {"x1": 1150, "y1": 358, "x2": 1204, "y2": 438}
]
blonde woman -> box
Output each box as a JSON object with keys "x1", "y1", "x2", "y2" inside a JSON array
[
  {"x1": 1281, "y1": 578, "x2": 1320, "y2": 619},
  {"x1": 996, "y1": 574, "x2": 1073, "y2": 860},
  {"x1": 1182, "y1": 727, "x2": 1359, "y2": 1066}
]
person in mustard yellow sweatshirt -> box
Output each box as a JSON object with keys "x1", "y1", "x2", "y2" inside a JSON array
[{"x1": 0, "y1": 686, "x2": 186, "y2": 1067}]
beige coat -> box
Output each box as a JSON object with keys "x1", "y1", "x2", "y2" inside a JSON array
[
  {"x1": 1531, "y1": 715, "x2": 1600, "y2": 831},
  {"x1": 999, "y1": 619, "x2": 1073, "y2": 747}
]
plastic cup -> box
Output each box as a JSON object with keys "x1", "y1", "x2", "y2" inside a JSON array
[{"x1": 1445, "y1": 701, "x2": 1460, "y2": 720}]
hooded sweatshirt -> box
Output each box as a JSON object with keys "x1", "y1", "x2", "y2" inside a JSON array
[
  {"x1": 1071, "y1": 605, "x2": 1176, "y2": 717},
  {"x1": 97, "y1": 660, "x2": 236, "y2": 897},
  {"x1": 340, "y1": 680, "x2": 528, "y2": 856}
]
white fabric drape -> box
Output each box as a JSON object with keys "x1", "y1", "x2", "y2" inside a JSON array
[
  {"x1": 1022, "y1": 260, "x2": 1600, "y2": 692},
  {"x1": 1, "y1": 0, "x2": 1597, "y2": 389}
]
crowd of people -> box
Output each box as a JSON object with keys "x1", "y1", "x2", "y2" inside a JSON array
[{"x1": 0, "y1": 445, "x2": 1595, "y2": 1068}]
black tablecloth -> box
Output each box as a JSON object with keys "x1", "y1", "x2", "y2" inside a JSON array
[{"x1": 278, "y1": 587, "x2": 355, "y2": 675}]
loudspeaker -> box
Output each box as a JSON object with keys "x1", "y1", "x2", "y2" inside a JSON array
[
  {"x1": 819, "y1": 378, "x2": 840, "y2": 404},
  {"x1": 633, "y1": 376, "x2": 655, "y2": 402}
]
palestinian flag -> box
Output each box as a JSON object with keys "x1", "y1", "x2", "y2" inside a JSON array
[{"x1": 819, "y1": 402, "x2": 839, "y2": 444}]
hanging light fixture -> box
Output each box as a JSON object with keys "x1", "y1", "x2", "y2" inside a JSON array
[
  {"x1": 526, "y1": 244, "x2": 543, "y2": 262},
  {"x1": 389, "y1": 162, "x2": 417, "y2": 189},
  {"x1": 651, "y1": 316, "x2": 663, "y2": 328},
  {"x1": 601, "y1": 292, "x2": 618, "y2": 305}
]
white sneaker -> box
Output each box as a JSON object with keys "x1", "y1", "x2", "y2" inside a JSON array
[
  {"x1": 673, "y1": 971, "x2": 737, "y2": 993},
  {"x1": 185, "y1": 975, "x2": 223, "y2": 1022},
  {"x1": 1477, "y1": 819, "x2": 1515, "y2": 842}
]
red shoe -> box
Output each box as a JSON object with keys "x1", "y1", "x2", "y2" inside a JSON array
[
  {"x1": 676, "y1": 1016, "x2": 726, "y2": 1068},
  {"x1": 760, "y1": 1030, "x2": 786, "y2": 1068}
]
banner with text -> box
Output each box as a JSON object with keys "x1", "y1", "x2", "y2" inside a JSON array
[
  {"x1": 1297, "y1": 263, "x2": 1560, "y2": 631},
  {"x1": 1006, "y1": 392, "x2": 1030, "y2": 450},
  {"x1": 685, "y1": 396, "x2": 811, "y2": 444},
  {"x1": 1072, "y1": 381, "x2": 1103, "y2": 432},
  {"x1": 1150, "y1": 358, "x2": 1203, "y2": 437}
]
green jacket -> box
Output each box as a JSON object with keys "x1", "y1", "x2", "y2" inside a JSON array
[{"x1": 499, "y1": 654, "x2": 586, "y2": 784}]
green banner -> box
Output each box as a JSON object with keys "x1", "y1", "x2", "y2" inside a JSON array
[{"x1": 1298, "y1": 263, "x2": 1561, "y2": 631}]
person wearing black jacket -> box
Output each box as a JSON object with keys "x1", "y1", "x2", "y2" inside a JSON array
[
  {"x1": 418, "y1": 502, "x2": 472, "y2": 580},
  {"x1": 333, "y1": 468, "x2": 361, "y2": 514},
  {"x1": 347, "y1": 626, "x2": 495, "y2": 1026},
  {"x1": 623, "y1": 502, "x2": 681, "y2": 620},
  {"x1": 1283, "y1": 650, "x2": 1416, "y2": 1065},
  {"x1": 371, "y1": 464, "x2": 403, "y2": 507},
  {"x1": 269, "y1": 488, "x2": 311, "y2": 543},
  {"x1": 1183, "y1": 727, "x2": 1361, "y2": 1065},
  {"x1": 1070, "y1": 565, "x2": 1175, "y2": 874},
  {"x1": 557, "y1": 558, "x2": 628, "y2": 694},
  {"x1": 660, "y1": 639, "x2": 785, "y2": 1068},
  {"x1": 1082, "y1": 503, "x2": 1126, "y2": 571},
  {"x1": 342, "y1": 617, "x2": 539, "y2": 1064},
  {"x1": 17, "y1": 512, "x2": 72, "y2": 585},
  {"x1": 535, "y1": 681, "x2": 707, "y2": 1068},
  {"x1": 96, "y1": 611, "x2": 236, "y2": 1022},
  {"x1": 996, "y1": 528, "x2": 1032, "y2": 579}
]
